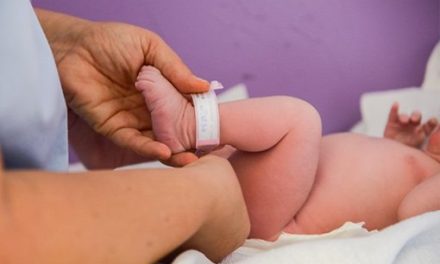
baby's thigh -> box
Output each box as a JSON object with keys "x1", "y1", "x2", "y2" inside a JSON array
[
  {"x1": 229, "y1": 148, "x2": 316, "y2": 239},
  {"x1": 296, "y1": 164, "x2": 417, "y2": 232}
]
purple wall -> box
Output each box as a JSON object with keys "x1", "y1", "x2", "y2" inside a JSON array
[{"x1": 33, "y1": 0, "x2": 439, "y2": 134}]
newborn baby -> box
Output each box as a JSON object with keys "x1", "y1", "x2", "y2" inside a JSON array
[{"x1": 135, "y1": 66, "x2": 440, "y2": 241}]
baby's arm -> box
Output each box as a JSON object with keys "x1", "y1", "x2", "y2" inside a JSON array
[
  {"x1": 397, "y1": 172, "x2": 440, "y2": 220},
  {"x1": 384, "y1": 102, "x2": 438, "y2": 147}
]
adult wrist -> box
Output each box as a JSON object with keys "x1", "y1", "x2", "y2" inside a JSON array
[
  {"x1": 35, "y1": 8, "x2": 92, "y2": 65},
  {"x1": 185, "y1": 156, "x2": 250, "y2": 261}
]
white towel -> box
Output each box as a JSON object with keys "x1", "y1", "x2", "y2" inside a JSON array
[
  {"x1": 173, "y1": 211, "x2": 440, "y2": 264},
  {"x1": 422, "y1": 41, "x2": 440, "y2": 91}
]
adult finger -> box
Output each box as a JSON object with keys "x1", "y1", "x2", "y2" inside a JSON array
[
  {"x1": 161, "y1": 152, "x2": 199, "y2": 167},
  {"x1": 112, "y1": 127, "x2": 172, "y2": 160},
  {"x1": 144, "y1": 32, "x2": 209, "y2": 94}
]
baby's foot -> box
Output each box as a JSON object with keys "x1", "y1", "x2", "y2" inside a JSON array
[
  {"x1": 135, "y1": 66, "x2": 195, "y2": 153},
  {"x1": 426, "y1": 127, "x2": 440, "y2": 162}
]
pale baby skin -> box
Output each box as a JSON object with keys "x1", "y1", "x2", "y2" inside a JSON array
[{"x1": 135, "y1": 66, "x2": 440, "y2": 241}]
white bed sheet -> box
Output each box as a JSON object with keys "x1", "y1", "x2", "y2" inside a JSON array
[{"x1": 173, "y1": 211, "x2": 440, "y2": 264}]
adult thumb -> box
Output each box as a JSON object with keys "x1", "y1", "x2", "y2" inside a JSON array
[{"x1": 145, "y1": 33, "x2": 209, "y2": 94}]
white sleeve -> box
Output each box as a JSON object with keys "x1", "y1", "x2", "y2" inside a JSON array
[{"x1": 0, "y1": 0, "x2": 68, "y2": 170}]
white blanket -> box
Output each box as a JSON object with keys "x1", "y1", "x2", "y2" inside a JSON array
[{"x1": 173, "y1": 211, "x2": 440, "y2": 264}]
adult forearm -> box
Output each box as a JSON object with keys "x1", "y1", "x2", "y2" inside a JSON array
[{"x1": 0, "y1": 156, "x2": 249, "y2": 263}]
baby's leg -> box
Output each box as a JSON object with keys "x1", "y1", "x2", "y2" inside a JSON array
[
  {"x1": 135, "y1": 66, "x2": 321, "y2": 240},
  {"x1": 225, "y1": 98, "x2": 321, "y2": 240}
]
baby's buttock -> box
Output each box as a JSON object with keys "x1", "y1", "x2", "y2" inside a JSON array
[{"x1": 290, "y1": 133, "x2": 440, "y2": 234}]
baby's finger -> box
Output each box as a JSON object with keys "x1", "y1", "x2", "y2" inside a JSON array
[
  {"x1": 409, "y1": 111, "x2": 422, "y2": 125},
  {"x1": 429, "y1": 118, "x2": 439, "y2": 126},
  {"x1": 423, "y1": 118, "x2": 439, "y2": 135},
  {"x1": 398, "y1": 113, "x2": 410, "y2": 124},
  {"x1": 387, "y1": 102, "x2": 400, "y2": 123},
  {"x1": 415, "y1": 125, "x2": 425, "y2": 138}
]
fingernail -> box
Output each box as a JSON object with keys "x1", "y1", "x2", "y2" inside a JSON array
[
  {"x1": 195, "y1": 76, "x2": 209, "y2": 84},
  {"x1": 194, "y1": 77, "x2": 210, "y2": 91}
]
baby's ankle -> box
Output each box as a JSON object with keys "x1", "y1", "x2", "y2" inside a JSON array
[{"x1": 182, "y1": 103, "x2": 197, "y2": 151}]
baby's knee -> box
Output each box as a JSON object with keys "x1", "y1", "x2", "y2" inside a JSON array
[{"x1": 277, "y1": 96, "x2": 322, "y2": 134}]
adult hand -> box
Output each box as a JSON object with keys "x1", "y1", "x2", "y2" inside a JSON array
[{"x1": 37, "y1": 9, "x2": 209, "y2": 168}]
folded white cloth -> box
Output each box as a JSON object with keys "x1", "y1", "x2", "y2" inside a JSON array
[
  {"x1": 173, "y1": 211, "x2": 440, "y2": 264},
  {"x1": 422, "y1": 41, "x2": 440, "y2": 91}
]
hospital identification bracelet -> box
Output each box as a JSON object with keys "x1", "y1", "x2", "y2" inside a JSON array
[{"x1": 191, "y1": 81, "x2": 223, "y2": 153}]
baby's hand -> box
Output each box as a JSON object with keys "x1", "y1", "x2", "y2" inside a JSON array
[{"x1": 384, "y1": 102, "x2": 438, "y2": 147}]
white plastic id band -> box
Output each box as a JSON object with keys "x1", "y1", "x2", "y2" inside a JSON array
[{"x1": 191, "y1": 81, "x2": 223, "y2": 152}]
